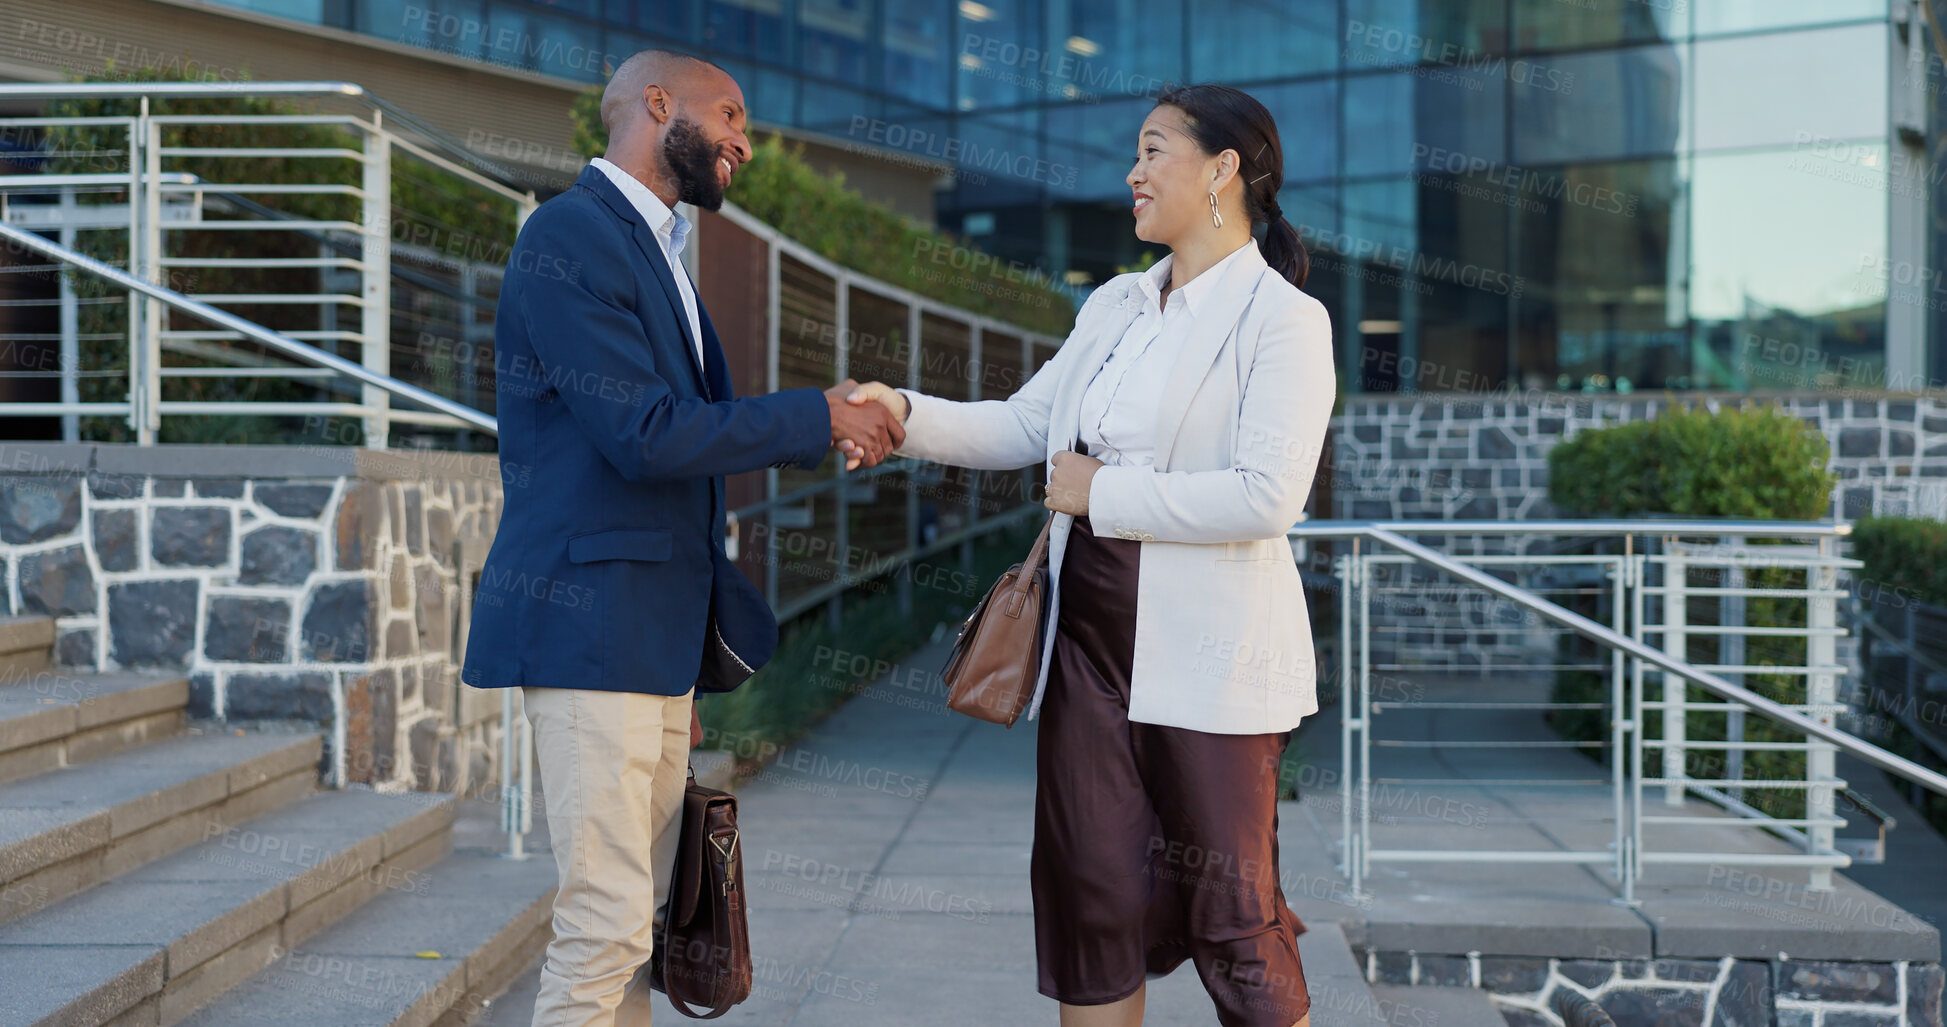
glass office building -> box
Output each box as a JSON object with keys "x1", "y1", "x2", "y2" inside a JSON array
[{"x1": 213, "y1": 0, "x2": 1937, "y2": 397}]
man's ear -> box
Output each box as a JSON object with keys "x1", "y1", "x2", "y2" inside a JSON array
[{"x1": 643, "y1": 83, "x2": 674, "y2": 125}]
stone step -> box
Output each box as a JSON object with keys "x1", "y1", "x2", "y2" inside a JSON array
[
  {"x1": 1368, "y1": 985, "x2": 1510, "y2": 1027},
  {"x1": 0, "y1": 614, "x2": 54, "y2": 679},
  {"x1": 180, "y1": 849, "x2": 557, "y2": 1027},
  {"x1": 1296, "y1": 921, "x2": 1389, "y2": 1027},
  {"x1": 0, "y1": 729, "x2": 321, "y2": 925},
  {"x1": 0, "y1": 668, "x2": 191, "y2": 785},
  {"x1": 0, "y1": 788, "x2": 459, "y2": 1027}
]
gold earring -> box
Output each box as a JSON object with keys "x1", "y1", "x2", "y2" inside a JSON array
[{"x1": 1208, "y1": 190, "x2": 1223, "y2": 229}]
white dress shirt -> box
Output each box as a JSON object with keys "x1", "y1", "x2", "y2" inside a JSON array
[
  {"x1": 588, "y1": 157, "x2": 705, "y2": 373},
  {"x1": 1074, "y1": 241, "x2": 1257, "y2": 467}
]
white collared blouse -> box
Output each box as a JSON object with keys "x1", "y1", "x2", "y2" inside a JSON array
[{"x1": 1074, "y1": 242, "x2": 1258, "y2": 466}]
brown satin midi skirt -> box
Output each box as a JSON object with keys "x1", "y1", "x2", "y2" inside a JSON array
[{"x1": 1031, "y1": 515, "x2": 1310, "y2": 1027}]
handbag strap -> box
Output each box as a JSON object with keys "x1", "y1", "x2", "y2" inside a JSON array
[{"x1": 1007, "y1": 515, "x2": 1054, "y2": 596}]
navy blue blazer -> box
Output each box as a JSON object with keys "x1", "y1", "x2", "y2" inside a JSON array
[{"x1": 462, "y1": 164, "x2": 830, "y2": 696}]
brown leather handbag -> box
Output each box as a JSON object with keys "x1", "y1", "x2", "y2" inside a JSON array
[
  {"x1": 940, "y1": 515, "x2": 1053, "y2": 728},
  {"x1": 650, "y1": 768, "x2": 751, "y2": 1019}
]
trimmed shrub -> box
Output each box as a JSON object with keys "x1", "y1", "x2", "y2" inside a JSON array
[
  {"x1": 1548, "y1": 403, "x2": 1835, "y2": 521},
  {"x1": 1851, "y1": 516, "x2": 1947, "y2": 608}
]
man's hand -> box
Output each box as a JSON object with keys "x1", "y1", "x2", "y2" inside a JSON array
[
  {"x1": 1045, "y1": 449, "x2": 1102, "y2": 515},
  {"x1": 825, "y1": 378, "x2": 905, "y2": 470},
  {"x1": 691, "y1": 705, "x2": 703, "y2": 749}
]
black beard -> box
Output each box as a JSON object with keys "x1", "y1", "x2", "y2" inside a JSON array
[{"x1": 662, "y1": 117, "x2": 725, "y2": 212}]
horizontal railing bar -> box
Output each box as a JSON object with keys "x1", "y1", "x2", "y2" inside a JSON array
[
  {"x1": 1649, "y1": 555, "x2": 1866, "y2": 567},
  {"x1": 149, "y1": 114, "x2": 366, "y2": 126},
  {"x1": 162, "y1": 329, "x2": 365, "y2": 341},
  {"x1": 1372, "y1": 778, "x2": 1609, "y2": 786},
  {"x1": 1342, "y1": 524, "x2": 1947, "y2": 800},
  {"x1": 164, "y1": 220, "x2": 363, "y2": 231},
  {"x1": 1639, "y1": 625, "x2": 1846, "y2": 637},
  {"x1": 1370, "y1": 663, "x2": 1615, "y2": 672},
  {"x1": 1371, "y1": 740, "x2": 1603, "y2": 748},
  {"x1": 1637, "y1": 852, "x2": 1849, "y2": 866},
  {"x1": 1642, "y1": 588, "x2": 1852, "y2": 603},
  {"x1": 0, "y1": 115, "x2": 137, "y2": 126},
  {"x1": 1640, "y1": 739, "x2": 1833, "y2": 751},
  {"x1": 159, "y1": 257, "x2": 365, "y2": 269},
  {"x1": 1291, "y1": 519, "x2": 1850, "y2": 538},
  {"x1": 1640, "y1": 701, "x2": 1847, "y2": 712},
  {"x1": 0, "y1": 403, "x2": 129, "y2": 414},
  {"x1": 158, "y1": 183, "x2": 366, "y2": 196},
  {"x1": 1361, "y1": 555, "x2": 1625, "y2": 565},
  {"x1": 0, "y1": 172, "x2": 196, "y2": 188},
  {"x1": 162, "y1": 147, "x2": 365, "y2": 159},
  {"x1": 1371, "y1": 702, "x2": 1610, "y2": 710},
  {"x1": 159, "y1": 366, "x2": 339, "y2": 378},
  {"x1": 0, "y1": 221, "x2": 495, "y2": 434},
  {"x1": 1641, "y1": 778, "x2": 1843, "y2": 789},
  {"x1": 1641, "y1": 815, "x2": 1847, "y2": 827},
  {"x1": 1366, "y1": 850, "x2": 1612, "y2": 863},
  {"x1": 189, "y1": 294, "x2": 367, "y2": 305}
]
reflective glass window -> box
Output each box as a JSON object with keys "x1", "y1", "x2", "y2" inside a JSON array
[
  {"x1": 1689, "y1": 24, "x2": 1888, "y2": 152},
  {"x1": 1187, "y1": 0, "x2": 1336, "y2": 80},
  {"x1": 1512, "y1": 41, "x2": 1682, "y2": 164}
]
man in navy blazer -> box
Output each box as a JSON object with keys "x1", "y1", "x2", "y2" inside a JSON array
[{"x1": 460, "y1": 49, "x2": 902, "y2": 1026}]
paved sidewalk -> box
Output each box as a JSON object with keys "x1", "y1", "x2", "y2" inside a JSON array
[{"x1": 480, "y1": 635, "x2": 1341, "y2": 1026}]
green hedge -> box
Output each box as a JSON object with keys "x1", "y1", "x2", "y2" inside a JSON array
[
  {"x1": 1548, "y1": 403, "x2": 1836, "y2": 521},
  {"x1": 1850, "y1": 516, "x2": 1947, "y2": 608},
  {"x1": 1546, "y1": 402, "x2": 1839, "y2": 821},
  {"x1": 569, "y1": 88, "x2": 1074, "y2": 336}
]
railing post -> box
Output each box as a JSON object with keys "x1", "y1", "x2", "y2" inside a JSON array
[
  {"x1": 828, "y1": 272, "x2": 850, "y2": 635},
  {"x1": 1357, "y1": 547, "x2": 1373, "y2": 892},
  {"x1": 1610, "y1": 554, "x2": 1628, "y2": 887},
  {"x1": 57, "y1": 185, "x2": 79, "y2": 442},
  {"x1": 1661, "y1": 535, "x2": 1688, "y2": 805},
  {"x1": 900, "y1": 302, "x2": 921, "y2": 618},
  {"x1": 1337, "y1": 544, "x2": 1356, "y2": 886},
  {"x1": 764, "y1": 232, "x2": 781, "y2": 610},
  {"x1": 1807, "y1": 535, "x2": 1840, "y2": 890},
  {"x1": 1723, "y1": 536, "x2": 1747, "y2": 804},
  {"x1": 361, "y1": 113, "x2": 392, "y2": 449},
  {"x1": 1626, "y1": 547, "x2": 1645, "y2": 903},
  {"x1": 124, "y1": 115, "x2": 143, "y2": 440}
]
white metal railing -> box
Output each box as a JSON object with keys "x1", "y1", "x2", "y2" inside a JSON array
[
  {"x1": 0, "y1": 81, "x2": 536, "y2": 447},
  {"x1": 1291, "y1": 519, "x2": 1947, "y2": 902}
]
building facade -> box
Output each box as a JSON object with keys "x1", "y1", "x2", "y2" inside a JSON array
[{"x1": 134, "y1": 0, "x2": 1942, "y2": 402}]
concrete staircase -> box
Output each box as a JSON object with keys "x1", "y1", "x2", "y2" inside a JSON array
[{"x1": 0, "y1": 615, "x2": 556, "y2": 1027}]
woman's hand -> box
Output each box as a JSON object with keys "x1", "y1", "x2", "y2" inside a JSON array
[
  {"x1": 835, "y1": 383, "x2": 911, "y2": 470},
  {"x1": 846, "y1": 381, "x2": 911, "y2": 423},
  {"x1": 1045, "y1": 450, "x2": 1103, "y2": 516}
]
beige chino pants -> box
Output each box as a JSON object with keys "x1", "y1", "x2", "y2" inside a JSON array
[{"x1": 522, "y1": 685, "x2": 693, "y2": 1027}]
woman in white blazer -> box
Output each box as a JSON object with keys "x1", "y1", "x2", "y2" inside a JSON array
[{"x1": 848, "y1": 85, "x2": 1331, "y2": 1027}]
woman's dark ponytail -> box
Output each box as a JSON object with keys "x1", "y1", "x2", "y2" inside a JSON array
[
  {"x1": 1262, "y1": 212, "x2": 1309, "y2": 289},
  {"x1": 1155, "y1": 84, "x2": 1311, "y2": 289}
]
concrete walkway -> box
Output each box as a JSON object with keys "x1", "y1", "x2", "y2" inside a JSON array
[
  {"x1": 474, "y1": 649, "x2": 1944, "y2": 1025},
  {"x1": 479, "y1": 636, "x2": 1371, "y2": 1026}
]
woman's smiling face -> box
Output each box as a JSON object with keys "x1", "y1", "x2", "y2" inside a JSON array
[{"x1": 1127, "y1": 104, "x2": 1214, "y2": 246}]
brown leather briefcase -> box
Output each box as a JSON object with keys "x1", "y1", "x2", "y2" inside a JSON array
[
  {"x1": 651, "y1": 769, "x2": 751, "y2": 1018},
  {"x1": 940, "y1": 515, "x2": 1053, "y2": 728}
]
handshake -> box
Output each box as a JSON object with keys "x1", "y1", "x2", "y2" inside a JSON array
[{"x1": 823, "y1": 379, "x2": 911, "y2": 471}]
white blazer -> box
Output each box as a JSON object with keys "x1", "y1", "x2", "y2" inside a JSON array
[{"x1": 895, "y1": 243, "x2": 1337, "y2": 735}]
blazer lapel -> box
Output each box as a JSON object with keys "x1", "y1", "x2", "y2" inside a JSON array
[
  {"x1": 578, "y1": 166, "x2": 712, "y2": 399},
  {"x1": 1150, "y1": 249, "x2": 1269, "y2": 469}
]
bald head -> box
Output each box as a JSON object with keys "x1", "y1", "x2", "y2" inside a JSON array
[{"x1": 601, "y1": 49, "x2": 720, "y2": 136}]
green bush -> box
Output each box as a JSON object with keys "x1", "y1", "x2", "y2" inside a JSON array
[
  {"x1": 1850, "y1": 516, "x2": 1947, "y2": 608},
  {"x1": 569, "y1": 88, "x2": 1074, "y2": 336},
  {"x1": 1546, "y1": 402, "x2": 1839, "y2": 822},
  {"x1": 1548, "y1": 402, "x2": 1836, "y2": 520}
]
